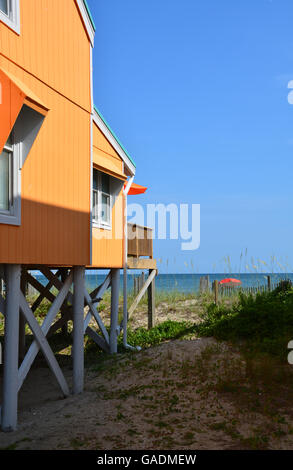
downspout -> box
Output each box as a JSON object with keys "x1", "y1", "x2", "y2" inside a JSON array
[{"x1": 122, "y1": 176, "x2": 141, "y2": 351}]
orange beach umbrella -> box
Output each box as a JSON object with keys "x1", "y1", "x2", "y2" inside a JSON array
[{"x1": 219, "y1": 278, "x2": 242, "y2": 286}]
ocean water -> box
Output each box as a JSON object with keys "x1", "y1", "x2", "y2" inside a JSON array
[
  {"x1": 33, "y1": 272, "x2": 293, "y2": 294},
  {"x1": 79, "y1": 272, "x2": 293, "y2": 294}
]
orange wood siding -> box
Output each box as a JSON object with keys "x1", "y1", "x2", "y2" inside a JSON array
[
  {"x1": 91, "y1": 123, "x2": 125, "y2": 268},
  {"x1": 0, "y1": 0, "x2": 91, "y2": 266},
  {"x1": 93, "y1": 149, "x2": 126, "y2": 181},
  {"x1": 91, "y1": 189, "x2": 124, "y2": 268},
  {"x1": 93, "y1": 123, "x2": 125, "y2": 177},
  {"x1": 0, "y1": 0, "x2": 91, "y2": 113}
]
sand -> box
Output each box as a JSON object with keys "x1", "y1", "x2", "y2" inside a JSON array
[{"x1": 1, "y1": 335, "x2": 293, "y2": 450}]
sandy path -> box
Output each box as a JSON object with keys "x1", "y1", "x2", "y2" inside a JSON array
[{"x1": 1, "y1": 337, "x2": 293, "y2": 450}]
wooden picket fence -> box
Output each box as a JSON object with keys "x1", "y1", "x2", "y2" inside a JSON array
[
  {"x1": 211, "y1": 276, "x2": 291, "y2": 305},
  {"x1": 133, "y1": 272, "x2": 146, "y2": 296},
  {"x1": 218, "y1": 284, "x2": 271, "y2": 298}
]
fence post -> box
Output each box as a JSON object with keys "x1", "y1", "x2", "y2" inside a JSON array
[
  {"x1": 214, "y1": 280, "x2": 219, "y2": 305},
  {"x1": 267, "y1": 275, "x2": 271, "y2": 292},
  {"x1": 200, "y1": 275, "x2": 209, "y2": 294},
  {"x1": 200, "y1": 277, "x2": 203, "y2": 293}
]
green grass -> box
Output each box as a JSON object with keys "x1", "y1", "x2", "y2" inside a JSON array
[
  {"x1": 1, "y1": 278, "x2": 292, "y2": 365},
  {"x1": 119, "y1": 320, "x2": 196, "y2": 349},
  {"x1": 126, "y1": 288, "x2": 199, "y2": 308},
  {"x1": 196, "y1": 280, "x2": 293, "y2": 360},
  {"x1": 84, "y1": 319, "x2": 197, "y2": 367}
]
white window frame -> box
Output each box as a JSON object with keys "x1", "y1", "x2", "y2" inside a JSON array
[
  {"x1": 0, "y1": 0, "x2": 20, "y2": 35},
  {"x1": 0, "y1": 132, "x2": 21, "y2": 226},
  {"x1": 92, "y1": 170, "x2": 112, "y2": 230}
]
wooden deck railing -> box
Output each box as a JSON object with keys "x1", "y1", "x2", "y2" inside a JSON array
[
  {"x1": 127, "y1": 224, "x2": 157, "y2": 325},
  {"x1": 127, "y1": 223, "x2": 153, "y2": 258}
]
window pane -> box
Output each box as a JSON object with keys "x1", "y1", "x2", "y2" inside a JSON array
[
  {"x1": 93, "y1": 169, "x2": 99, "y2": 191},
  {"x1": 101, "y1": 173, "x2": 110, "y2": 194},
  {"x1": 0, "y1": 0, "x2": 8, "y2": 15},
  {"x1": 92, "y1": 189, "x2": 98, "y2": 221},
  {"x1": 0, "y1": 149, "x2": 10, "y2": 211},
  {"x1": 101, "y1": 194, "x2": 110, "y2": 223}
]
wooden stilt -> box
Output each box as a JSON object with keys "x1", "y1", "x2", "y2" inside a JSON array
[
  {"x1": 0, "y1": 266, "x2": 4, "y2": 297},
  {"x1": 40, "y1": 268, "x2": 73, "y2": 305},
  {"x1": 0, "y1": 292, "x2": 5, "y2": 315},
  {"x1": 19, "y1": 292, "x2": 70, "y2": 397},
  {"x1": 128, "y1": 269, "x2": 156, "y2": 318},
  {"x1": 30, "y1": 269, "x2": 61, "y2": 313},
  {"x1": 83, "y1": 272, "x2": 111, "y2": 334},
  {"x1": 110, "y1": 268, "x2": 120, "y2": 354},
  {"x1": 84, "y1": 288, "x2": 110, "y2": 342},
  {"x1": 19, "y1": 270, "x2": 27, "y2": 363},
  {"x1": 83, "y1": 271, "x2": 111, "y2": 352},
  {"x1": 86, "y1": 327, "x2": 110, "y2": 353},
  {"x1": 148, "y1": 270, "x2": 155, "y2": 329},
  {"x1": 1, "y1": 264, "x2": 21, "y2": 432},
  {"x1": 47, "y1": 306, "x2": 72, "y2": 338},
  {"x1": 90, "y1": 271, "x2": 111, "y2": 302},
  {"x1": 72, "y1": 266, "x2": 85, "y2": 395},
  {"x1": 61, "y1": 269, "x2": 69, "y2": 335},
  {"x1": 18, "y1": 271, "x2": 73, "y2": 393},
  {"x1": 18, "y1": 314, "x2": 26, "y2": 363}
]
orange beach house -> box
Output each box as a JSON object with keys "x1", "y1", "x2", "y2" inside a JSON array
[{"x1": 0, "y1": 0, "x2": 156, "y2": 431}]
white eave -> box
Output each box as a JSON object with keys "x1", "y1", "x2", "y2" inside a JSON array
[{"x1": 76, "y1": 0, "x2": 95, "y2": 47}]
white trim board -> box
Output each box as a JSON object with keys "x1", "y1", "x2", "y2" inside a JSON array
[
  {"x1": 89, "y1": 44, "x2": 94, "y2": 265},
  {"x1": 76, "y1": 0, "x2": 95, "y2": 47}
]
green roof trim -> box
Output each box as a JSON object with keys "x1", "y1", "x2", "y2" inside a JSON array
[
  {"x1": 94, "y1": 106, "x2": 136, "y2": 168},
  {"x1": 83, "y1": 0, "x2": 96, "y2": 32}
]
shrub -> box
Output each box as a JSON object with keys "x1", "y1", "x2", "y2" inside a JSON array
[
  {"x1": 197, "y1": 284, "x2": 293, "y2": 360},
  {"x1": 120, "y1": 320, "x2": 196, "y2": 349}
]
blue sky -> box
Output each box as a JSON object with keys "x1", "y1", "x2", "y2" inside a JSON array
[{"x1": 88, "y1": 0, "x2": 293, "y2": 273}]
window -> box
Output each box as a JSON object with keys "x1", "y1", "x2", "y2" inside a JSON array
[
  {"x1": 0, "y1": 99, "x2": 46, "y2": 227},
  {"x1": 0, "y1": 131, "x2": 21, "y2": 225},
  {"x1": 0, "y1": 133, "x2": 12, "y2": 213},
  {"x1": 0, "y1": 0, "x2": 20, "y2": 34},
  {"x1": 0, "y1": 0, "x2": 9, "y2": 16},
  {"x1": 93, "y1": 169, "x2": 111, "y2": 228}
]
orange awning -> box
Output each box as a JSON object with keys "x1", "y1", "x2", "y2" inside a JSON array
[
  {"x1": 0, "y1": 67, "x2": 48, "y2": 154},
  {"x1": 0, "y1": 69, "x2": 25, "y2": 153},
  {"x1": 126, "y1": 182, "x2": 148, "y2": 195}
]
